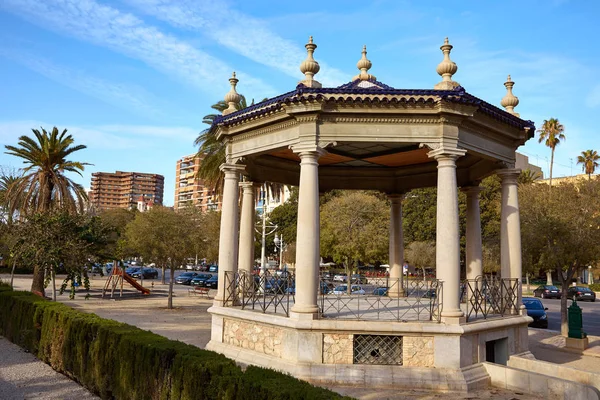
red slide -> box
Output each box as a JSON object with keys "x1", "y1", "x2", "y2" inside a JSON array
[{"x1": 122, "y1": 272, "x2": 150, "y2": 295}]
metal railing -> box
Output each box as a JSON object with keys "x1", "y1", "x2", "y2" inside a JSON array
[
  {"x1": 463, "y1": 275, "x2": 519, "y2": 322},
  {"x1": 222, "y1": 271, "x2": 295, "y2": 316},
  {"x1": 319, "y1": 277, "x2": 442, "y2": 322}
]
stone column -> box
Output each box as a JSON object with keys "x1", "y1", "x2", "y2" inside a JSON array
[
  {"x1": 291, "y1": 149, "x2": 323, "y2": 317},
  {"x1": 429, "y1": 148, "x2": 466, "y2": 320},
  {"x1": 498, "y1": 168, "x2": 523, "y2": 310},
  {"x1": 388, "y1": 194, "x2": 405, "y2": 297},
  {"x1": 462, "y1": 186, "x2": 483, "y2": 304},
  {"x1": 238, "y1": 181, "x2": 256, "y2": 276},
  {"x1": 215, "y1": 163, "x2": 245, "y2": 306},
  {"x1": 462, "y1": 186, "x2": 483, "y2": 280}
]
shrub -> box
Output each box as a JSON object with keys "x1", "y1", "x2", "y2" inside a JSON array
[
  {"x1": 0, "y1": 283, "x2": 349, "y2": 400},
  {"x1": 588, "y1": 283, "x2": 600, "y2": 292}
]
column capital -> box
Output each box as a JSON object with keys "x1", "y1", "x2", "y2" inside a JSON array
[
  {"x1": 219, "y1": 163, "x2": 246, "y2": 175},
  {"x1": 239, "y1": 181, "x2": 255, "y2": 191},
  {"x1": 290, "y1": 144, "x2": 327, "y2": 158},
  {"x1": 497, "y1": 168, "x2": 521, "y2": 184},
  {"x1": 387, "y1": 193, "x2": 404, "y2": 203},
  {"x1": 427, "y1": 147, "x2": 466, "y2": 162},
  {"x1": 460, "y1": 185, "x2": 483, "y2": 196}
]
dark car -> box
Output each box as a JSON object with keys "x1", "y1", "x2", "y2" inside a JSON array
[
  {"x1": 522, "y1": 297, "x2": 548, "y2": 328},
  {"x1": 208, "y1": 265, "x2": 218, "y2": 273},
  {"x1": 204, "y1": 275, "x2": 218, "y2": 289},
  {"x1": 533, "y1": 285, "x2": 561, "y2": 299},
  {"x1": 125, "y1": 267, "x2": 140, "y2": 276},
  {"x1": 567, "y1": 286, "x2": 596, "y2": 302},
  {"x1": 422, "y1": 289, "x2": 437, "y2": 298},
  {"x1": 175, "y1": 272, "x2": 198, "y2": 285},
  {"x1": 373, "y1": 287, "x2": 388, "y2": 296},
  {"x1": 131, "y1": 268, "x2": 159, "y2": 279},
  {"x1": 191, "y1": 273, "x2": 213, "y2": 286}
]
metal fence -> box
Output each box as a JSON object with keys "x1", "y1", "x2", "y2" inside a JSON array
[
  {"x1": 319, "y1": 276, "x2": 442, "y2": 322},
  {"x1": 222, "y1": 271, "x2": 295, "y2": 316},
  {"x1": 463, "y1": 275, "x2": 519, "y2": 322}
]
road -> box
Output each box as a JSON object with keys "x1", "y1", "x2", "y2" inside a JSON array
[{"x1": 533, "y1": 295, "x2": 600, "y2": 335}]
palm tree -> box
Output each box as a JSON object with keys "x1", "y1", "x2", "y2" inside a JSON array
[
  {"x1": 4, "y1": 127, "x2": 89, "y2": 295},
  {"x1": 518, "y1": 169, "x2": 542, "y2": 185},
  {"x1": 536, "y1": 118, "x2": 565, "y2": 187},
  {"x1": 0, "y1": 170, "x2": 22, "y2": 225},
  {"x1": 576, "y1": 149, "x2": 600, "y2": 180}
]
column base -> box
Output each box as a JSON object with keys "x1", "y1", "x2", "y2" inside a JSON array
[
  {"x1": 442, "y1": 315, "x2": 466, "y2": 324},
  {"x1": 290, "y1": 305, "x2": 319, "y2": 318}
]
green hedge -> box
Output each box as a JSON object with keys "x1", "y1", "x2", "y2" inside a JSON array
[
  {"x1": 588, "y1": 283, "x2": 600, "y2": 292},
  {"x1": 0, "y1": 283, "x2": 350, "y2": 400}
]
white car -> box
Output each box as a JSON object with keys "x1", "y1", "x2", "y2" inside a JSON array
[
  {"x1": 333, "y1": 274, "x2": 347, "y2": 282},
  {"x1": 332, "y1": 285, "x2": 365, "y2": 295}
]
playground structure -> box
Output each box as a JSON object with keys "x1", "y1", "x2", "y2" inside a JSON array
[{"x1": 102, "y1": 261, "x2": 150, "y2": 298}]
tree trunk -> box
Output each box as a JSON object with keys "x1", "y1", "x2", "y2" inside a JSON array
[
  {"x1": 549, "y1": 148, "x2": 555, "y2": 188},
  {"x1": 546, "y1": 270, "x2": 553, "y2": 285},
  {"x1": 346, "y1": 259, "x2": 352, "y2": 295},
  {"x1": 168, "y1": 266, "x2": 174, "y2": 309},
  {"x1": 161, "y1": 265, "x2": 166, "y2": 284},
  {"x1": 560, "y1": 284, "x2": 569, "y2": 336},
  {"x1": 526, "y1": 272, "x2": 530, "y2": 294},
  {"x1": 10, "y1": 259, "x2": 17, "y2": 289},
  {"x1": 31, "y1": 264, "x2": 45, "y2": 296},
  {"x1": 51, "y1": 267, "x2": 57, "y2": 301}
]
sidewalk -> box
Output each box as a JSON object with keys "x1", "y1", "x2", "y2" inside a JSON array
[{"x1": 528, "y1": 328, "x2": 600, "y2": 373}]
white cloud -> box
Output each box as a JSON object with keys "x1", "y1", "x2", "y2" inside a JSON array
[
  {"x1": 0, "y1": 48, "x2": 162, "y2": 116},
  {"x1": 122, "y1": 0, "x2": 348, "y2": 87},
  {"x1": 0, "y1": 0, "x2": 277, "y2": 99}
]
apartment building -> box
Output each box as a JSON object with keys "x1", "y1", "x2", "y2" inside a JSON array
[
  {"x1": 175, "y1": 154, "x2": 221, "y2": 211},
  {"x1": 90, "y1": 171, "x2": 164, "y2": 211},
  {"x1": 174, "y1": 154, "x2": 291, "y2": 212}
]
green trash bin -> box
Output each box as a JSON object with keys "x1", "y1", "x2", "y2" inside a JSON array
[{"x1": 568, "y1": 300, "x2": 587, "y2": 339}]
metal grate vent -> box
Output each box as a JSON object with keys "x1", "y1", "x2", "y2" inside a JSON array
[{"x1": 353, "y1": 335, "x2": 403, "y2": 365}]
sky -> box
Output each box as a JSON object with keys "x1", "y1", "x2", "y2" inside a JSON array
[{"x1": 0, "y1": 0, "x2": 598, "y2": 206}]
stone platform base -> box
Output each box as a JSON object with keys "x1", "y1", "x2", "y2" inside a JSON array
[
  {"x1": 207, "y1": 340, "x2": 490, "y2": 392},
  {"x1": 566, "y1": 336, "x2": 589, "y2": 350}
]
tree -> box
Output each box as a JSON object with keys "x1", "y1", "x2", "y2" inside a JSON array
[
  {"x1": 0, "y1": 168, "x2": 22, "y2": 225},
  {"x1": 268, "y1": 187, "x2": 299, "y2": 248},
  {"x1": 520, "y1": 180, "x2": 600, "y2": 336},
  {"x1": 404, "y1": 241, "x2": 435, "y2": 278},
  {"x1": 4, "y1": 127, "x2": 89, "y2": 295},
  {"x1": 577, "y1": 149, "x2": 600, "y2": 181},
  {"x1": 518, "y1": 169, "x2": 542, "y2": 185},
  {"x1": 537, "y1": 118, "x2": 565, "y2": 187},
  {"x1": 320, "y1": 192, "x2": 388, "y2": 292},
  {"x1": 123, "y1": 207, "x2": 198, "y2": 309}
]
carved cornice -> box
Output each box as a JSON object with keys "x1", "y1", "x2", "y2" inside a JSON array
[
  {"x1": 319, "y1": 116, "x2": 442, "y2": 124},
  {"x1": 231, "y1": 120, "x2": 299, "y2": 143}
]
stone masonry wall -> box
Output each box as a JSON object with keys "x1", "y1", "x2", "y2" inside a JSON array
[
  {"x1": 323, "y1": 333, "x2": 353, "y2": 364},
  {"x1": 223, "y1": 319, "x2": 283, "y2": 357},
  {"x1": 402, "y1": 336, "x2": 434, "y2": 367}
]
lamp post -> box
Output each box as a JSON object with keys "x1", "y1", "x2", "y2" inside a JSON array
[
  {"x1": 256, "y1": 184, "x2": 277, "y2": 275},
  {"x1": 274, "y1": 233, "x2": 285, "y2": 270}
]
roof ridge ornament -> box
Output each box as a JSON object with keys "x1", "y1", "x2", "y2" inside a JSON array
[
  {"x1": 352, "y1": 45, "x2": 376, "y2": 82},
  {"x1": 434, "y1": 37, "x2": 460, "y2": 90},
  {"x1": 500, "y1": 75, "x2": 520, "y2": 117},
  {"x1": 223, "y1": 72, "x2": 241, "y2": 115},
  {"x1": 299, "y1": 36, "x2": 322, "y2": 88}
]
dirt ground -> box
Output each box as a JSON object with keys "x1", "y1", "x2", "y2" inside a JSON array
[{"x1": 1, "y1": 274, "x2": 542, "y2": 399}]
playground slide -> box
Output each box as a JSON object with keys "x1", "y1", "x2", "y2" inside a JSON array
[{"x1": 122, "y1": 272, "x2": 150, "y2": 295}]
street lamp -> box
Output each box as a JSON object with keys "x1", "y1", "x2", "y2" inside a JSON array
[
  {"x1": 274, "y1": 233, "x2": 285, "y2": 270},
  {"x1": 255, "y1": 184, "x2": 277, "y2": 275}
]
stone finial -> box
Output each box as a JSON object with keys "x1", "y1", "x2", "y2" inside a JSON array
[
  {"x1": 434, "y1": 37, "x2": 460, "y2": 90},
  {"x1": 352, "y1": 45, "x2": 376, "y2": 82},
  {"x1": 500, "y1": 75, "x2": 520, "y2": 117},
  {"x1": 298, "y1": 36, "x2": 322, "y2": 88},
  {"x1": 223, "y1": 72, "x2": 241, "y2": 116}
]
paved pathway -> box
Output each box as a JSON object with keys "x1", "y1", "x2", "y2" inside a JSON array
[{"x1": 0, "y1": 336, "x2": 98, "y2": 400}]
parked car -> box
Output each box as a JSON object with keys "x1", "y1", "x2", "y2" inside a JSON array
[
  {"x1": 351, "y1": 274, "x2": 367, "y2": 284},
  {"x1": 332, "y1": 285, "x2": 365, "y2": 295},
  {"x1": 333, "y1": 274, "x2": 347, "y2": 282},
  {"x1": 208, "y1": 265, "x2": 218, "y2": 273},
  {"x1": 175, "y1": 272, "x2": 198, "y2": 285},
  {"x1": 421, "y1": 288, "x2": 437, "y2": 298},
  {"x1": 125, "y1": 267, "x2": 140, "y2": 276},
  {"x1": 131, "y1": 268, "x2": 159, "y2": 279},
  {"x1": 533, "y1": 285, "x2": 561, "y2": 299},
  {"x1": 204, "y1": 275, "x2": 218, "y2": 289},
  {"x1": 522, "y1": 297, "x2": 548, "y2": 328},
  {"x1": 567, "y1": 286, "x2": 596, "y2": 302},
  {"x1": 191, "y1": 273, "x2": 213, "y2": 286},
  {"x1": 373, "y1": 287, "x2": 388, "y2": 296}
]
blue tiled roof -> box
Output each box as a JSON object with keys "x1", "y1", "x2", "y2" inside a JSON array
[{"x1": 212, "y1": 81, "x2": 535, "y2": 133}]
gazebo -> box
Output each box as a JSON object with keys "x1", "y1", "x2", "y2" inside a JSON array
[{"x1": 206, "y1": 37, "x2": 534, "y2": 391}]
